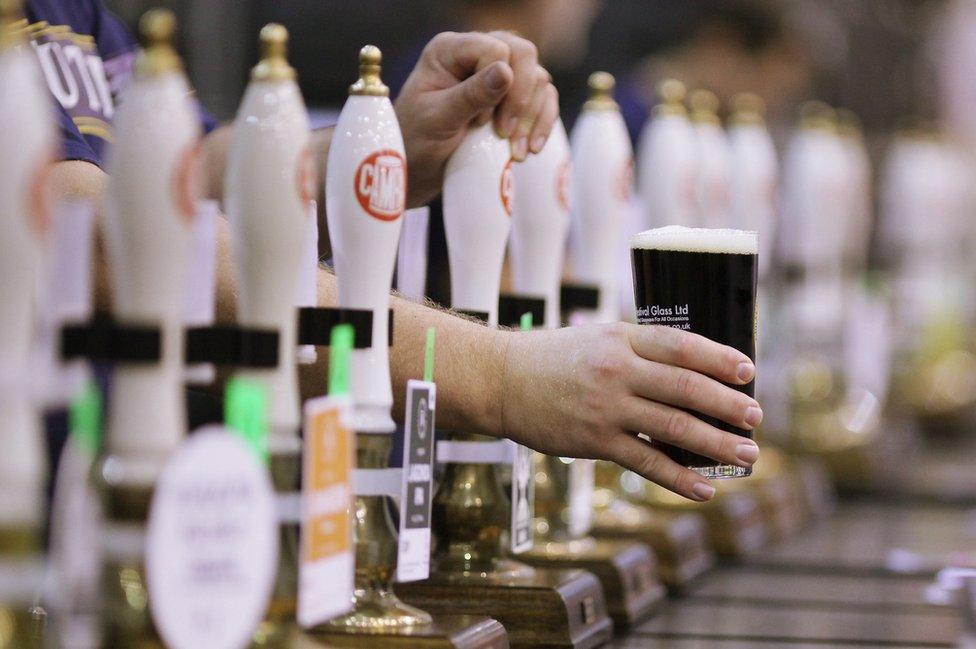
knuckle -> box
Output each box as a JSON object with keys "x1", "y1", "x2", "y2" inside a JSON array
[
  {"x1": 428, "y1": 31, "x2": 454, "y2": 51},
  {"x1": 606, "y1": 322, "x2": 630, "y2": 344},
  {"x1": 491, "y1": 39, "x2": 511, "y2": 62},
  {"x1": 672, "y1": 331, "x2": 693, "y2": 363},
  {"x1": 670, "y1": 469, "x2": 694, "y2": 496},
  {"x1": 636, "y1": 450, "x2": 664, "y2": 480},
  {"x1": 675, "y1": 370, "x2": 699, "y2": 402},
  {"x1": 704, "y1": 431, "x2": 728, "y2": 463},
  {"x1": 586, "y1": 351, "x2": 620, "y2": 383},
  {"x1": 512, "y1": 37, "x2": 538, "y2": 59},
  {"x1": 548, "y1": 82, "x2": 559, "y2": 104},
  {"x1": 664, "y1": 410, "x2": 690, "y2": 444}
]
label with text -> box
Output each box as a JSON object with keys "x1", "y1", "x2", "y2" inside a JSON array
[
  {"x1": 146, "y1": 426, "x2": 278, "y2": 649},
  {"x1": 397, "y1": 380, "x2": 436, "y2": 582},
  {"x1": 510, "y1": 442, "x2": 535, "y2": 554},
  {"x1": 298, "y1": 396, "x2": 355, "y2": 628},
  {"x1": 355, "y1": 149, "x2": 406, "y2": 222}
]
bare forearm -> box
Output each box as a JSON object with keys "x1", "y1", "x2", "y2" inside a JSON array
[{"x1": 297, "y1": 268, "x2": 507, "y2": 437}]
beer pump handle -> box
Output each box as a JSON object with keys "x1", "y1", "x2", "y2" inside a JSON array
[
  {"x1": 508, "y1": 119, "x2": 571, "y2": 330},
  {"x1": 566, "y1": 71, "x2": 633, "y2": 323},
  {"x1": 442, "y1": 123, "x2": 513, "y2": 325},
  {"x1": 325, "y1": 44, "x2": 406, "y2": 433}
]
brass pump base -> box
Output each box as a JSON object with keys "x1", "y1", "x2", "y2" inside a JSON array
[
  {"x1": 520, "y1": 537, "x2": 666, "y2": 629},
  {"x1": 590, "y1": 502, "x2": 714, "y2": 592},
  {"x1": 299, "y1": 615, "x2": 509, "y2": 649},
  {"x1": 396, "y1": 568, "x2": 614, "y2": 649}
]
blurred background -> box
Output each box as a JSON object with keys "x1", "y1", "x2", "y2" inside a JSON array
[
  {"x1": 100, "y1": 0, "x2": 956, "y2": 263},
  {"x1": 102, "y1": 0, "x2": 938, "y2": 131}
]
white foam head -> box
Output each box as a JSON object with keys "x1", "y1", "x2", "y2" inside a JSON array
[{"x1": 630, "y1": 225, "x2": 757, "y2": 255}]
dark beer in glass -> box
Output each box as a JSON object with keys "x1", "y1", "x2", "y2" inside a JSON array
[{"x1": 631, "y1": 226, "x2": 758, "y2": 478}]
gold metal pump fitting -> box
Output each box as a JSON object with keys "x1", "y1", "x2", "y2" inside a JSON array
[
  {"x1": 654, "y1": 78, "x2": 687, "y2": 117},
  {"x1": 798, "y1": 100, "x2": 836, "y2": 132},
  {"x1": 252, "y1": 23, "x2": 295, "y2": 81},
  {"x1": 349, "y1": 44, "x2": 388, "y2": 97},
  {"x1": 689, "y1": 89, "x2": 721, "y2": 125},
  {"x1": 584, "y1": 71, "x2": 618, "y2": 111},
  {"x1": 0, "y1": 0, "x2": 26, "y2": 49},
  {"x1": 835, "y1": 107, "x2": 863, "y2": 139},
  {"x1": 730, "y1": 92, "x2": 765, "y2": 126},
  {"x1": 135, "y1": 8, "x2": 181, "y2": 77}
]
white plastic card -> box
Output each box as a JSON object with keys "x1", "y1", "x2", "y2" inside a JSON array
[
  {"x1": 567, "y1": 458, "x2": 595, "y2": 538},
  {"x1": 396, "y1": 380, "x2": 436, "y2": 582},
  {"x1": 146, "y1": 426, "x2": 278, "y2": 649},
  {"x1": 510, "y1": 442, "x2": 535, "y2": 554},
  {"x1": 396, "y1": 207, "x2": 430, "y2": 302},
  {"x1": 298, "y1": 396, "x2": 355, "y2": 628},
  {"x1": 296, "y1": 201, "x2": 319, "y2": 365}
]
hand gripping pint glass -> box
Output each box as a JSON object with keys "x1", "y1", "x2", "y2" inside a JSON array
[{"x1": 630, "y1": 226, "x2": 758, "y2": 478}]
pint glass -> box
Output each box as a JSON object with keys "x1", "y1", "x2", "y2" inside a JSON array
[{"x1": 631, "y1": 226, "x2": 758, "y2": 478}]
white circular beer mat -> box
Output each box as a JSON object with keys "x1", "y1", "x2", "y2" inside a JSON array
[{"x1": 147, "y1": 426, "x2": 278, "y2": 649}]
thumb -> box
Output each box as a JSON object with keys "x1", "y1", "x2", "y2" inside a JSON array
[{"x1": 444, "y1": 61, "x2": 513, "y2": 124}]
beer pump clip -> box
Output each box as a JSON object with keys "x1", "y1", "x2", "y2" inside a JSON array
[
  {"x1": 0, "y1": 0, "x2": 56, "y2": 628},
  {"x1": 637, "y1": 79, "x2": 700, "y2": 229},
  {"x1": 564, "y1": 71, "x2": 633, "y2": 325}
]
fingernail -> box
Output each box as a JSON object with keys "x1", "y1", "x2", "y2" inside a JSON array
[
  {"x1": 691, "y1": 482, "x2": 716, "y2": 502},
  {"x1": 735, "y1": 441, "x2": 759, "y2": 465},
  {"x1": 530, "y1": 135, "x2": 546, "y2": 153},
  {"x1": 512, "y1": 137, "x2": 528, "y2": 161},
  {"x1": 484, "y1": 63, "x2": 508, "y2": 91},
  {"x1": 504, "y1": 116, "x2": 519, "y2": 138},
  {"x1": 737, "y1": 362, "x2": 755, "y2": 382},
  {"x1": 744, "y1": 406, "x2": 763, "y2": 428}
]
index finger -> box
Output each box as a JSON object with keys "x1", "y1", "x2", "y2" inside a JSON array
[
  {"x1": 487, "y1": 31, "x2": 543, "y2": 139},
  {"x1": 627, "y1": 324, "x2": 755, "y2": 385},
  {"x1": 422, "y1": 31, "x2": 511, "y2": 80}
]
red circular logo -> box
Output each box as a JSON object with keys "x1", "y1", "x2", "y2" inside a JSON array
[
  {"x1": 354, "y1": 149, "x2": 406, "y2": 222},
  {"x1": 172, "y1": 141, "x2": 202, "y2": 224},
  {"x1": 555, "y1": 156, "x2": 572, "y2": 213},
  {"x1": 500, "y1": 158, "x2": 514, "y2": 216},
  {"x1": 296, "y1": 146, "x2": 317, "y2": 205}
]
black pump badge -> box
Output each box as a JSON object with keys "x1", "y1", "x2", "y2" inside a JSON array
[{"x1": 397, "y1": 379, "x2": 436, "y2": 581}]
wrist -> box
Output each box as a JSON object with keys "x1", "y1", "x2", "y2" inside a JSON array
[{"x1": 456, "y1": 325, "x2": 512, "y2": 438}]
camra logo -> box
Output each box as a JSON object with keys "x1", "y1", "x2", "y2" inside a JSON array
[
  {"x1": 500, "y1": 159, "x2": 514, "y2": 216},
  {"x1": 355, "y1": 150, "x2": 406, "y2": 221},
  {"x1": 555, "y1": 157, "x2": 571, "y2": 212}
]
